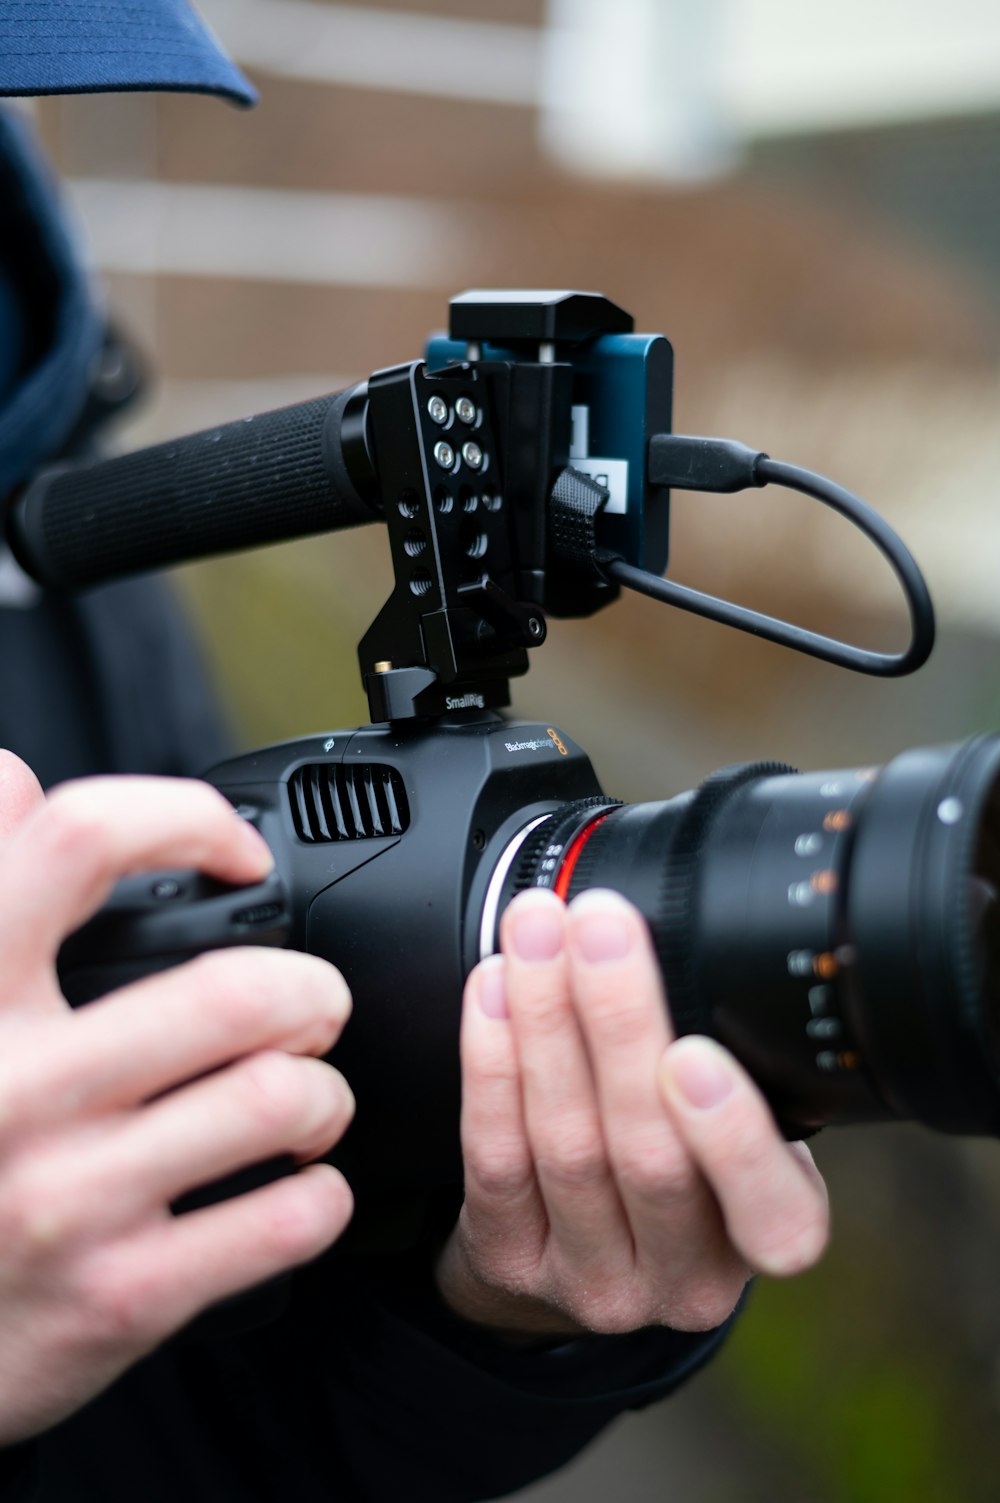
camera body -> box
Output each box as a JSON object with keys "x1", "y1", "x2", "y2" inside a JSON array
[
  {"x1": 217, "y1": 716, "x2": 608, "y2": 1195},
  {"x1": 61, "y1": 714, "x2": 609, "y2": 1197}
]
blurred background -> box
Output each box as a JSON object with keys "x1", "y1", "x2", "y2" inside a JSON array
[{"x1": 26, "y1": 0, "x2": 1000, "y2": 1496}]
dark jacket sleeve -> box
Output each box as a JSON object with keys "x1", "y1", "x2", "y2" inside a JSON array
[
  {"x1": 0, "y1": 1445, "x2": 38, "y2": 1503},
  {"x1": 270, "y1": 1252, "x2": 736, "y2": 1503},
  {"x1": 13, "y1": 1261, "x2": 731, "y2": 1503}
]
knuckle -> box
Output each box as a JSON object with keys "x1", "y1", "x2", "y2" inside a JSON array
[
  {"x1": 537, "y1": 1119, "x2": 608, "y2": 1192},
  {"x1": 233, "y1": 1054, "x2": 354, "y2": 1155},
  {"x1": 167, "y1": 779, "x2": 241, "y2": 838},
  {"x1": 187, "y1": 950, "x2": 273, "y2": 1031},
  {"x1": 465, "y1": 1140, "x2": 533, "y2": 1202},
  {"x1": 463, "y1": 1047, "x2": 519, "y2": 1092},
  {"x1": 575, "y1": 1302, "x2": 624, "y2": 1336},
  {"x1": 669, "y1": 1275, "x2": 746, "y2": 1333},
  {"x1": 235, "y1": 1050, "x2": 306, "y2": 1133},
  {"x1": 315, "y1": 1065, "x2": 356, "y2": 1141},
  {"x1": 257, "y1": 1171, "x2": 353, "y2": 1263},
  {"x1": 480, "y1": 1261, "x2": 536, "y2": 1303},
  {"x1": 63, "y1": 1232, "x2": 167, "y2": 1352},
  {"x1": 73, "y1": 1254, "x2": 164, "y2": 1350},
  {"x1": 615, "y1": 1135, "x2": 697, "y2": 1204},
  {"x1": 572, "y1": 1287, "x2": 643, "y2": 1337},
  {"x1": 189, "y1": 780, "x2": 239, "y2": 820},
  {"x1": 4, "y1": 1176, "x2": 70, "y2": 1259},
  {"x1": 189, "y1": 949, "x2": 351, "y2": 1047},
  {"x1": 253, "y1": 949, "x2": 352, "y2": 1022}
]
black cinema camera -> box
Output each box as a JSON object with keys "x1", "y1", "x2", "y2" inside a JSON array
[{"x1": 10, "y1": 290, "x2": 1000, "y2": 1202}]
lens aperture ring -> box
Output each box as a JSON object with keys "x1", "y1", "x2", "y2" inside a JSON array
[{"x1": 510, "y1": 798, "x2": 622, "y2": 898}]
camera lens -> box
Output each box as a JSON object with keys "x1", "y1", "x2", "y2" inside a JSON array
[{"x1": 492, "y1": 736, "x2": 1000, "y2": 1136}]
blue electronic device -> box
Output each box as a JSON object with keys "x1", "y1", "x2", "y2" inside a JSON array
[{"x1": 425, "y1": 289, "x2": 673, "y2": 578}]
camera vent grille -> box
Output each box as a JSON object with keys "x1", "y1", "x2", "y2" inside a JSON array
[{"x1": 288, "y1": 764, "x2": 410, "y2": 843}]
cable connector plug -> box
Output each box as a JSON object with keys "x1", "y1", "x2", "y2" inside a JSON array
[
  {"x1": 648, "y1": 434, "x2": 767, "y2": 493},
  {"x1": 629, "y1": 433, "x2": 935, "y2": 677}
]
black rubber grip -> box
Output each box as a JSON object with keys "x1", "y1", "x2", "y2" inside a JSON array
[{"x1": 10, "y1": 386, "x2": 378, "y2": 589}]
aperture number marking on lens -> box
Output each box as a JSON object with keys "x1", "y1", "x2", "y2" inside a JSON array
[
  {"x1": 795, "y1": 832, "x2": 823, "y2": 857},
  {"x1": 788, "y1": 967, "x2": 857, "y2": 1069},
  {"x1": 536, "y1": 842, "x2": 568, "y2": 888}
]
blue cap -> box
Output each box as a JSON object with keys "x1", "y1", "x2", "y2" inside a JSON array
[{"x1": 0, "y1": 1, "x2": 256, "y2": 107}]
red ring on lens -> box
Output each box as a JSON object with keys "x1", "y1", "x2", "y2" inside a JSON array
[{"x1": 554, "y1": 814, "x2": 610, "y2": 901}]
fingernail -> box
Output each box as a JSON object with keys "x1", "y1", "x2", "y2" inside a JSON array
[
  {"x1": 570, "y1": 891, "x2": 634, "y2": 964},
  {"x1": 666, "y1": 1039, "x2": 734, "y2": 1111},
  {"x1": 509, "y1": 896, "x2": 563, "y2": 962},
  {"x1": 478, "y1": 958, "x2": 509, "y2": 1019}
]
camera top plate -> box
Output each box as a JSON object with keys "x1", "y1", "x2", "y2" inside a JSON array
[{"x1": 448, "y1": 290, "x2": 633, "y2": 348}]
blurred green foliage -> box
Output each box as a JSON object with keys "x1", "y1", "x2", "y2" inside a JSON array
[
  {"x1": 177, "y1": 541, "x2": 369, "y2": 745},
  {"x1": 713, "y1": 1139, "x2": 1000, "y2": 1503},
  {"x1": 724, "y1": 1275, "x2": 956, "y2": 1502}
]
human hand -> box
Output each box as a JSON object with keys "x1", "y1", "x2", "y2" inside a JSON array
[
  {"x1": 0, "y1": 751, "x2": 355, "y2": 1444},
  {"x1": 436, "y1": 887, "x2": 828, "y2": 1337}
]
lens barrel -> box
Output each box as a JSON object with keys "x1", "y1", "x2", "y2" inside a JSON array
[{"x1": 495, "y1": 735, "x2": 1000, "y2": 1135}]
